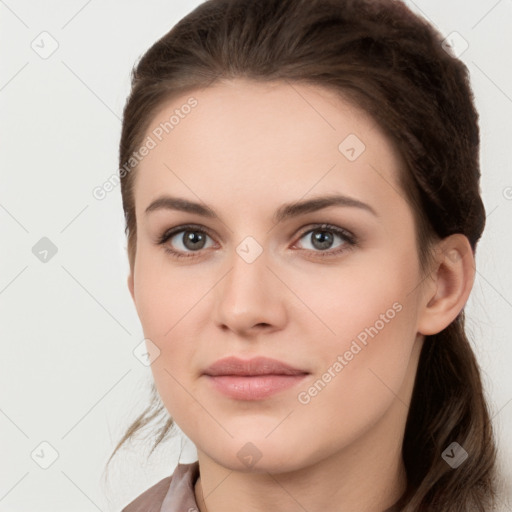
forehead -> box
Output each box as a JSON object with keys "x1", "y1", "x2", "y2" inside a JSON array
[{"x1": 134, "y1": 79, "x2": 407, "y2": 218}]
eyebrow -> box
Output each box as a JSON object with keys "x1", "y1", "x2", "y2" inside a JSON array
[{"x1": 144, "y1": 193, "x2": 378, "y2": 222}]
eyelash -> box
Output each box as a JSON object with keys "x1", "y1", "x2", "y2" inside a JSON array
[{"x1": 156, "y1": 223, "x2": 358, "y2": 260}]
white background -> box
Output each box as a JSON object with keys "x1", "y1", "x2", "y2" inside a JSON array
[{"x1": 0, "y1": 1, "x2": 511, "y2": 510}]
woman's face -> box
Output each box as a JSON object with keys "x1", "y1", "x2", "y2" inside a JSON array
[{"x1": 128, "y1": 79, "x2": 432, "y2": 472}]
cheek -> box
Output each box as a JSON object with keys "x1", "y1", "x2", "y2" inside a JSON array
[
  {"x1": 295, "y1": 299, "x2": 417, "y2": 448},
  {"x1": 133, "y1": 264, "x2": 201, "y2": 418},
  {"x1": 291, "y1": 255, "x2": 419, "y2": 398},
  {"x1": 290, "y1": 255, "x2": 413, "y2": 343},
  {"x1": 133, "y1": 252, "x2": 206, "y2": 337},
  {"x1": 132, "y1": 254, "x2": 208, "y2": 389}
]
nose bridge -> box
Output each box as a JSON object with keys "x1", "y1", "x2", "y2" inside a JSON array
[
  {"x1": 222, "y1": 235, "x2": 269, "y2": 303},
  {"x1": 213, "y1": 234, "x2": 284, "y2": 332}
]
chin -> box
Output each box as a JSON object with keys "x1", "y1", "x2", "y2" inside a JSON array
[{"x1": 201, "y1": 436, "x2": 310, "y2": 474}]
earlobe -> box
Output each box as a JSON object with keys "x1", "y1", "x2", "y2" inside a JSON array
[{"x1": 417, "y1": 234, "x2": 475, "y2": 336}]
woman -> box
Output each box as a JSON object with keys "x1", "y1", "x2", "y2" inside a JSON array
[{"x1": 108, "y1": 0, "x2": 501, "y2": 510}]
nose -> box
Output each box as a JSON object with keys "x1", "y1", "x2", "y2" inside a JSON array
[{"x1": 212, "y1": 244, "x2": 287, "y2": 337}]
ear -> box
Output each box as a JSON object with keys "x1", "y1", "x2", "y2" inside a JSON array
[
  {"x1": 127, "y1": 273, "x2": 135, "y2": 303},
  {"x1": 417, "y1": 234, "x2": 476, "y2": 336}
]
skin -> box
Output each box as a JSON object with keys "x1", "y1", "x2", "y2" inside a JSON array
[{"x1": 127, "y1": 79, "x2": 475, "y2": 512}]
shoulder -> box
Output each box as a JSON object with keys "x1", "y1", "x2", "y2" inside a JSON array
[
  {"x1": 121, "y1": 474, "x2": 174, "y2": 512},
  {"x1": 121, "y1": 461, "x2": 200, "y2": 512}
]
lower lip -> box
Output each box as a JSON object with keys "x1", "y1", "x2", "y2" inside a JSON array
[{"x1": 205, "y1": 374, "x2": 308, "y2": 400}]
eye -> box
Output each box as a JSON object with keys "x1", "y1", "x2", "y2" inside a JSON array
[
  {"x1": 157, "y1": 223, "x2": 358, "y2": 260},
  {"x1": 294, "y1": 224, "x2": 357, "y2": 257},
  {"x1": 157, "y1": 224, "x2": 216, "y2": 259}
]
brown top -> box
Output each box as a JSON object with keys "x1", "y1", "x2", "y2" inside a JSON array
[
  {"x1": 121, "y1": 462, "x2": 200, "y2": 512},
  {"x1": 121, "y1": 461, "x2": 401, "y2": 511}
]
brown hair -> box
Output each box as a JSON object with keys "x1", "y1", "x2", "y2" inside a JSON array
[{"x1": 109, "y1": 0, "x2": 500, "y2": 509}]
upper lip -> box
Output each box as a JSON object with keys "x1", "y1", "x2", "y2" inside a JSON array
[{"x1": 203, "y1": 356, "x2": 309, "y2": 376}]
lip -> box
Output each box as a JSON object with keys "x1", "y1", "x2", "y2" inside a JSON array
[
  {"x1": 203, "y1": 356, "x2": 309, "y2": 401},
  {"x1": 204, "y1": 356, "x2": 308, "y2": 377}
]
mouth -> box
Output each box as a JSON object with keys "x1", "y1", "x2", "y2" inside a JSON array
[{"x1": 203, "y1": 356, "x2": 310, "y2": 401}]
